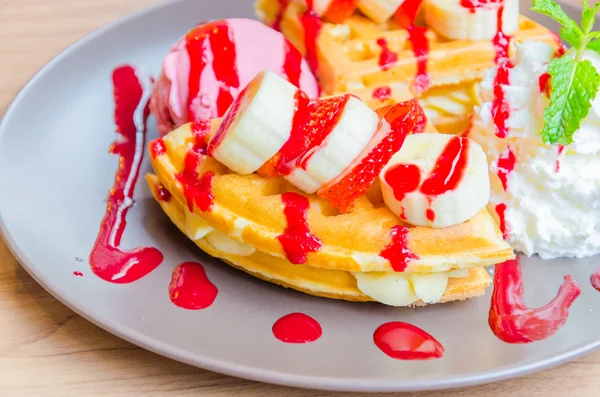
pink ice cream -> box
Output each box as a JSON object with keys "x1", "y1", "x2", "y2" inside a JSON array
[{"x1": 150, "y1": 18, "x2": 319, "y2": 136}]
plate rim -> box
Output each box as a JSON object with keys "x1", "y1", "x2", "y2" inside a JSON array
[{"x1": 0, "y1": 0, "x2": 599, "y2": 392}]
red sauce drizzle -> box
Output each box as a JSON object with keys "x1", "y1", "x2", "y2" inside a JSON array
[
  {"x1": 551, "y1": 32, "x2": 566, "y2": 56},
  {"x1": 89, "y1": 66, "x2": 163, "y2": 284},
  {"x1": 591, "y1": 266, "x2": 600, "y2": 291},
  {"x1": 73, "y1": 271, "x2": 83, "y2": 277},
  {"x1": 495, "y1": 203, "x2": 508, "y2": 239},
  {"x1": 191, "y1": 119, "x2": 212, "y2": 151},
  {"x1": 169, "y1": 262, "x2": 218, "y2": 310},
  {"x1": 278, "y1": 192, "x2": 322, "y2": 264},
  {"x1": 176, "y1": 150, "x2": 215, "y2": 213},
  {"x1": 283, "y1": 40, "x2": 303, "y2": 88},
  {"x1": 555, "y1": 145, "x2": 565, "y2": 173},
  {"x1": 155, "y1": 183, "x2": 172, "y2": 202},
  {"x1": 395, "y1": 0, "x2": 430, "y2": 93},
  {"x1": 273, "y1": 0, "x2": 290, "y2": 31},
  {"x1": 277, "y1": 92, "x2": 350, "y2": 174},
  {"x1": 496, "y1": 146, "x2": 516, "y2": 191},
  {"x1": 384, "y1": 163, "x2": 421, "y2": 201},
  {"x1": 379, "y1": 225, "x2": 419, "y2": 272},
  {"x1": 272, "y1": 312, "x2": 322, "y2": 343},
  {"x1": 426, "y1": 208, "x2": 436, "y2": 222},
  {"x1": 372, "y1": 86, "x2": 392, "y2": 101},
  {"x1": 374, "y1": 321, "x2": 444, "y2": 360},
  {"x1": 539, "y1": 72, "x2": 551, "y2": 97},
  {"x1": 489, "y1": 257, "x2": 581, "y2": 343},
  {"x1": 150, "y1": 138, "x2": 166, "y2": 159},
  {"x1": 186, "y1": 22, "x2": 240, "y2": 120},
  {"x1": 420, "y1": 136, "x2": 470, "y2": 196},
  {"x1": 376, "y1": 38, "x2": 399, "y2": 71},
  {"x1": 300, "y1": 0, "x2": 323, "y2": 75},
  {"x1": 491, "y1": 61, "x2": 513, "y2": 138}
]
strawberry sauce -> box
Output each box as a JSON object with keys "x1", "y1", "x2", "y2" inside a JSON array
[
  {"x1": 379, "y1": 225, "x2": 419, "y2": 272},
  {"x1": 186, "y1": 22, "x2": 240, "y2": 120},
  {"x1": 376, "y1": 38, "x2": 399, "y2": 71},
  {"x1": 89, "y1": 66, "x2": 164, "y2": 284},
  {"x1": 489, "y1": 257, "x2": 581, "y2": 343},
  {"x1": 420, "y1": 137, "x2": 470, "y2": 195},
  {"x1": 395, "y1": 0, "x2": 430, "y2": 93},
  {"x1": 555, "y1": 145, "x2": 565, "y2": 173},
  {"x1": 277, "y1": 92, "x2": 350, "y2": 174},
  {"x1": 150, "y1": 138, "x2": 166, "y2": 159},
  {"x1": 539, "y1": 72, "x2": 551, "y2": 97},
  {"x1": 283, "y1": 40, "x2": 303, "y2": 88},
  {"x1": 496, "y1": 146, "x2": 516, "y2": 191},
  {"x1": 169, "y1": 262, "x2": 218, "y2": 310},
  {"x1": 273, "y1": 0, "x2": 290, "y2": 31},
  {"x1": 176, "y1": 150, "x2": 215, "y2": 213},
  {"x1": 73, "y1": 271, "x2": 83, "y2": 277},
  {"x1": 278, "y1": 192, "x2": 322, "y2": 264},
  {"x1": 155, "y1": 183, "x2": 172, "y2": 202},
  {"x1": 272, "y1": 312, "x2": 322, "y2": 343},
  {"x1": 300, "y1": 0, "x2": 323, "y2": 75},
  {"x1": 495, "y1": 203, "x2": 508, "y2": 239},
  {"x1": 374, "y1": 321, "x2": 444, "y2": 360},
  {"x1": 384, "y1": 163, "x2": 421, "y2": 201},
  {"x1": 491, "y1": 61, "x2": 513, "y2": 138},
  {"x1": 591, "y1": 266, "x2": 600, "y2": 291},
  {"x1": 372, "y1": 86, "x2": 392, "y2": 101}
]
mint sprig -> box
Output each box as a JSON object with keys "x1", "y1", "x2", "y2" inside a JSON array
[{"x1": 531, "y1": 0, "x2": 600, "y2": 145}]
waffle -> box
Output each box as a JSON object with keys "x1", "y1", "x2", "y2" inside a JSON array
[
  {"x1": 147, "y1": 173, "x2": 492, "y2": 304},
  {"x1": 149, "y1": 122, "x2": 513, "y2": 279},
  {"x1": 255, "y1": 0, "x2": 557, "y2": 133}
]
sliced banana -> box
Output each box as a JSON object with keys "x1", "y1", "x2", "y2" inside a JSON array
[
  {"x1": 357, "y1": 0, "x2": 405, "y2": 24},
  {"x1": 380, "y1": 133, "x2": 490, "y2": 228},
  {"x1": 208, "y1": 70, "x2": 297, "y2": 174},
  {"x1": 285, "y1": 96, "x2": 379, "y2": 193},
  {"x1": 424, "y1": 0, "x2": 519, "y2": 41}
]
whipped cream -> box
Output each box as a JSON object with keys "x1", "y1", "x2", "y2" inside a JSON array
[{"x1": 471, "y1": 42, "x2": 600, "y2": 259}]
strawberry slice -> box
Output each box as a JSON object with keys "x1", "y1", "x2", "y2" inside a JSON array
[{"x1": 317, "y1": 99, "x2": 427, "y2": 213}]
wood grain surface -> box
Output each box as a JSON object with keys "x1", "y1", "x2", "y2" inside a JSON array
[{"x1": 0, "y1": 0, "x2": 597, "y2": 396}]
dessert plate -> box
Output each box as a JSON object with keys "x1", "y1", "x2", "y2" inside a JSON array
[{"x1": 0, "y1": 0, "x2": 599, "y2": 392}]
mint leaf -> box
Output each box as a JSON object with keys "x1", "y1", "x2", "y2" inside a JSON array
[
  {"x1": 532, "y1": 0, "x2": 583, "y2": 40},
  {"x1": 587, "y1": 39, "x2": 600, "y2": 54},
  {"x1": 581, "y1": 1, "x2": 600, "y2": 35},
  {"x1": 561, "y1": 27, "x2": 581, "y2": 48},
  {"x1": 541, "y1": 57, "x2": 600, "y2": 145}
]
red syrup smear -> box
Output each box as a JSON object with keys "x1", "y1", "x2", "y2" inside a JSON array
[
  {"x1": 496, "y1": 146, "x2": 516, "y2": 191},
  {"x1": 539, "y1": 72, "x2": 551, "y2": 97},
  {"x1": 276, "y1": 92, "x2": 350, "y2": 174},
  {"x1": 73, "y1": 271, "x2": 83, "y2": 277},
  {"x1": 169, "y1": 262, "x2": 218, "y2": 310},
  {"x1": 555, "y1": 145, "x2": 565, "y2": 173},
  {"x1": 372, "y1": 86, "x2": 392, "y2": 101},
  {"x1": 395, "y1": 0, "x2": 430, "y2": 94},
  {"x1": 491, "y1": 61, "x2": 513, "y2": 138},
  {"x1": 186, "y1": 22, "x2": 240, "y2": 120},
  {"x1": 149, "y1": 138, "x2": 166, "y2": 159},
  {"x1": 489, "y1": 257, "x2": 581, "y2": 343},
  {"x1": 591, "y1": 266, "x2": 600, "y2": 291},
  {"x1": 176, "y1": 151, "x2": 215, "y2": 212},
  {"x1": 155, "y1": 183, "x2": 172, "y2": 202},
  {"x1": 277, "y1": 192, "x2": 322, "y2": 264},
  {"x1": 426, "y1": 208, "x2": 435, "y2": 222},
  {"x1": 272, "y1": 312, "x2": 322, "y2": 343},
  {"x1": 301, "y1": 0, "x2": 324, "y2": 75},
  {"x1": 420, "y1": 137, "x2": 470, "y2": 195},
  {"x1": 374, "y1": 321, "x2": 444, "y2": 360},
  {"x1": 283, "y1": 40, "x2": 303, "y2": 88},
  {"x1": 89, "y1": 66, "x2": 164, "y2": 284},
  {"x1": 495, "y1": 203, "x2": 508, "y2": 239},
  {"x1": 384, "y1": 163, "x2": 421, "y2": 201},
  {"x1": 376, "y1": 38, "x2": 399, "y2": 71},
  {"x1": 273, "y1": 0, "x2": 290, "y2": 31},
  {"x1": 551, "y1": 32, "x2": 566, "y2": 56},
  {"x1": 379, "y1": 225, "x2": 419, "y2": 272}
]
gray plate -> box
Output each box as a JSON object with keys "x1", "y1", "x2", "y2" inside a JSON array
[{"x1": 0, "y1": 0, "x2": 598, "y2": 392}]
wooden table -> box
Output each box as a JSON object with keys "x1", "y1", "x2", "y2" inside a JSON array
[{"x1": 0, "y1": 0, "x2": 597, "y2": 395}]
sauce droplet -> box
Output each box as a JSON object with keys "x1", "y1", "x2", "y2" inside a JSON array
[
  {"x1": 376, "y1": 38, "x2": 399, "y2": 71},
  {"x1": 155, "y1": 183, "x2": 172, "y2": 202},
  {"x1": 395, "y1": 0, "x2": 430, "y2": 93},
  {"x1": 169, "y1": 262, "x2": 218, "y2": 310},
  {"x1": 489, "y1": 257, "x2": 581, "y2": 343},
  {"x1": 374, "y1": 321, "x2": 444, "y2": 360},
  {"x1": 272, "y1": 312, "x2": 322, "y2": 343},
  {"x1": 496, "y1": 146, "x2": 516, "y2": 191},
  {"x1": 384, "y1": 163, "x2": 421, "y2": 201},
  {"x1": 539, "y1": 72, "x2": 551, "y2": 97},
  {"x1": 73, "y1": 271, "x2": 83, "y2": 277},
  {"x1": 89, "y1": 66, "x2": 164, "y2": 284},
  {"x1": 372, "y1": 86, "x2": 392, "y2": 101},
  {"x1": 591, "y1": 266, "x2": 600, "y2": 291},
  {"x1": 555, "y1": 145, "x2": 565, "y2": 173},
  {"x1": 379, "y1": 225, "x2": 419, "y2": 272},
  {"x1": 495, "y1": 203, "x2": 508, "y2": 239},
  {"x1": 277, "y1": 192, "x2": 323, "y2": 264}
]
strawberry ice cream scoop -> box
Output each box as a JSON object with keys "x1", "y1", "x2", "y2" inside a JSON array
[{"x1": 150, "y1": 18, "x2": 319, "y2": 136}]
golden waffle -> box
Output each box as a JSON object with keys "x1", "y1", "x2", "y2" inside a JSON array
[
  {"x1": 255, "y1": 0, "x2": 557, "y2": 133},
  {"x1": 147, "y1": 173, "x2": 492, "y2": 304},
  {"x1": 149, "y1": 122, "x2": 513, "y2": 276}
]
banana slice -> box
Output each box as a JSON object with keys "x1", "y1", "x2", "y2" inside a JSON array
[
  {"x1": 207, "y1": 70, "x2": 297, "y2": 174},
  {"x1": 357, "y1": 0, "x2": 405, "y2": 24},
  {"x1": 284, "y1": 95, "x2": 379, "y2": 193},
  {"x1": 424, "y1": 0, "x2": 519, "y2": 41},
  {"x1": 380, "y1": 133, "x2": 490, "y2": 228}
]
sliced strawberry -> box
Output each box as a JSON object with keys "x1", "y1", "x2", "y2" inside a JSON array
[{"x1": 317, "y1": 99, "x2": 426, "y2": 213}]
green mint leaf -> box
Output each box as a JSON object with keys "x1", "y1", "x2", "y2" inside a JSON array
[
  {"x1": 587, "y1": 38, "x2": 600, "y2": 55},
  {"x1": 532, "y1": 0, "x2": 583, "y2": 45},
  {"x1": 541, "y1": 57, "x2": 600, "y2": 145},
  {"x1": 581, "y1": 1, "x2": 600, "y2": 35},
  {"x1": 561, "y1": 27, "x2": 581, "y2": 48}
]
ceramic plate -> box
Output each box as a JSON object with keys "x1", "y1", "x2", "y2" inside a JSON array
[{"x1": 1, "y1": 0, "x2": 600, "y2": 392}]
